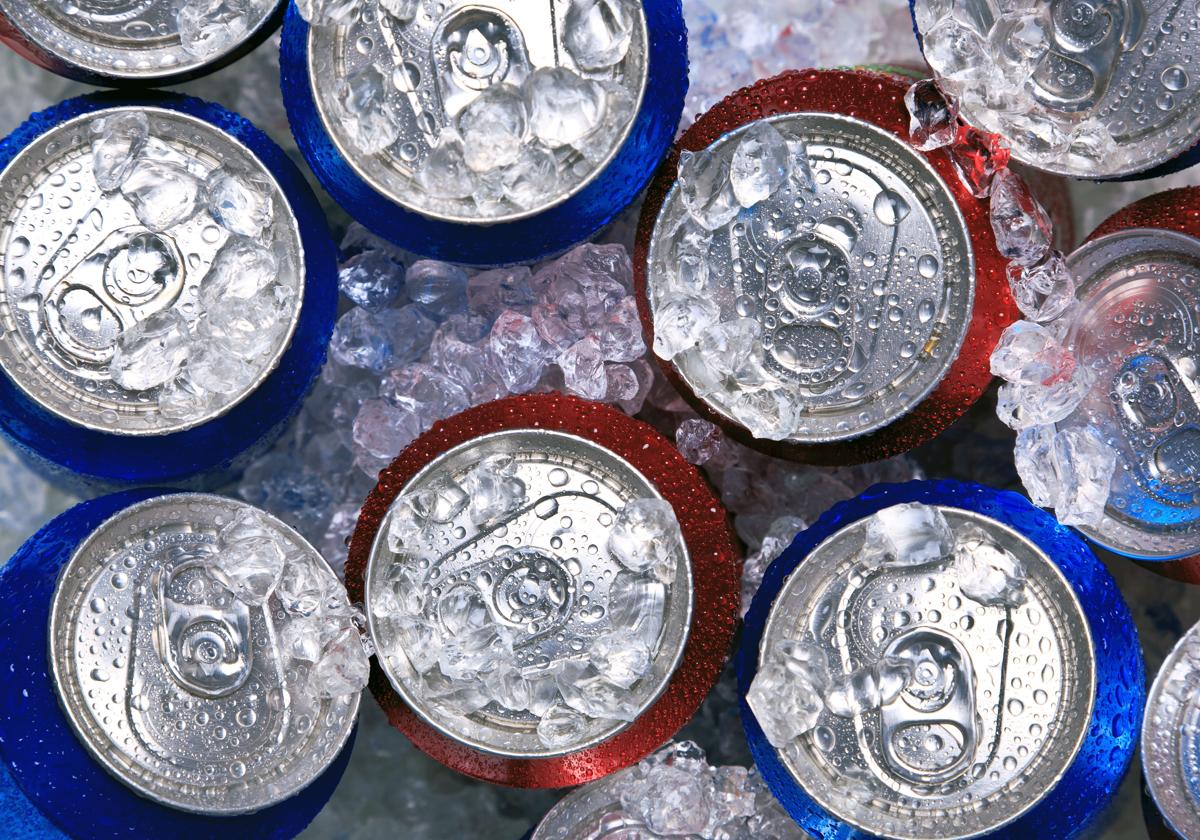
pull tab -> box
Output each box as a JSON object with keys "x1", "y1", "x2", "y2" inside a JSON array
[
  {"x1": 1031, "y1": 0, "x2": 1146, "y2": 112},
  {"x1": 879, "y1": 629, "x2": 977, "y2": 785},
  {"x1": 1115, "y1": 352, "x2": 1200, "y2": 493},
  {"x1": 153, "y1": 558, "x2": 253, "y2": 699},
  {"x1": 433, "y1": 8, "x2": 531, "y2": 121},
  {"x1": 42, "y1": 226, "x2": 185, "y2": 366}
]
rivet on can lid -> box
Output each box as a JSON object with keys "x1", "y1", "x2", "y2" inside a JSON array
[
  {"x1": 1061, "y1": 228, "x2": 1200, "y2": 561},
  {"x1": 748, "y1": 502, "x2": 1095, "y2": 839},
  {"x1": 0, "y1": 106, "x2": 306, "y2": 437},
  {"x1": 644, "y1": 112, "x2": 976, "y2": 446},
  {"x1": 305, "y1": 0, "x2": 649, "y2": 224},
  {"x1": 0, "y1": 0, "x2": 284, "y2": 85},
  {"x1": 914, "y1": 0, "x2": 1200, "y2": 178},
  {"x1": 47, "y1": 493, "x2": 361, "y2": 815},
  {"x1": 365, "y1": 427, "x2": 693, "y2": 758}
]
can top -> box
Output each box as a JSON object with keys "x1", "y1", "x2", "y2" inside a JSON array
[
  {"x1": 750, "y1": 502, "x2": 1095, "y2": 839},
  {"x1": 0, "y1": 0, "x2": 281, "y2": 84},
  {"x1": 305, "y1": 0, "x2": 648, "y2": 224},
  {"x1": 0, "y1": 105, "x2": 305, "y2": 436},
  {"x1": 1061, "y1": 227, "x2": 1200, "y2": 561},
  {"x1": 47, "y1": 493, "x2": 362, "y2": 815},
  {"x1": 1143, "y1": 617, "x2": 1200, "y2": 839},
  {"x1": 365, "y1": 426, "x2": 694, "y2": 759},
  {"x1": 645, "y1": 111, "x2": 975, "y2": 446},
  {"x1": 917, "y1": 0, "x2": 1200, "y2": 178}
]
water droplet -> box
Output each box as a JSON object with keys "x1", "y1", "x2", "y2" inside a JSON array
[
  {"x1": 8, "y1": 236, "x2": 29, "y2": 258},
  {"x1": 534, "y1": 497, "x2": 560, "y2": 519},
  {"x1": 917, "y1": 254, "x2": 940, "y2": 278},
  {"x1": 873, "y1": 189, "x2": 911, "y2": 225},
  {"x1": 89, "y1": 597, "x2": 107, "y2": 613},
  {"x1": 1162, "y1": 65, "x2": 1189, "y2": 91},
  {"x1": 917, "y1": 299, "x2": 936, "y2": 323},
  {"x1": 547, "y1": 468, "x2": 569, "y2": 487}
]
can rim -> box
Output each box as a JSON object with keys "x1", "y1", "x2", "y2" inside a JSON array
[
  {"x1": 0, "y1": 105, "x2": 306, "y2": 437},
  {"x1": 46, "y1": 492, "x2": 361, "y2": 816},
  {"x1": 633, "y1": 68, "x2": 1015, "y2": 466},
  {"x1": 1141, "y1": 617, "x2": 1200, "y2": 840},
  {"x1": 737, "y1": 479, "x2": 1145, "y2": 840},
  {"x1": 0, "y1": 0, "x2": 288, "y2": 88},
  {"x1": 346, "y1": 393, "x2": 741, "y2": 787}
]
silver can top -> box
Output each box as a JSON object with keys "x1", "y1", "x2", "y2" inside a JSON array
[
  {"x1": 365, "y1": 428, "x2": 693, "y2": 758},
  {"x1": 749, "y1": 503, "x2": 1094, "y2": 840},
  {"x1": 305, "y1": 0, "x2": 648, "y2": 223},
  {"x1": 1062, "y1": 228, "x2": 1200, "y2": 560},
  {"x1": 0, "y1": 0, "x2": 281, "y2": 83},
  {"x1": 918, "y1": 0, "x2": 1200, "y2": 178},
  {"x1": 1143, "y1": 617, "x2": 1200, "y2": 839},
  {"x1": 646, "y1": 113, "x2": 975, "y2": 445},
  {"x1": 0, "y1": 106, "x2": 305, "y2": 436},
  {"x1": 48, "y1": 494, "x2": 363, "y2": 815}
]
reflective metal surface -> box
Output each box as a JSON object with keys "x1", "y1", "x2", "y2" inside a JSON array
[
  {"x1": 1142, "y1": 617, "x2": 1200, "y2": 840},
  {"x1": 0, "y1": 106, "x2": 305, "y2": 436},
  {"x1": 758, "y1": 506, "x2": 1095, "y2": 840},
  {"x1": 307, "y1": 0, "x2": 648, "y2": 223},
  {"x1": 47, "y1": 494, "x2": 359, "y2": 815},
  {"x1": 1063, "y1": 228, "x2": 1200, "y2": 560},
  {"x1": 0, "y1": 0, "x2": 280, "y2": 83},
  {"x1": 647, "y1": 113, "x2": 975, "y2": 444},
  {"x1": 365, "y1": 428, "x2": 693, "y2": 758}
]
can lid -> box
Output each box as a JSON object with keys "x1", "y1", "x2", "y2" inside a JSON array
[
  {"x1": 304, "y1": 0, "x2": 648, "y2": 225},
  {"x1": 0, "y1": 105, "x2": 305, "y2": 437},
  {"x1": 346, "y1": 393, "x2": 740, "y2": 787},
  {"x1": 743, "y1": 493, "x2": 1097, "y2": 839},
  {"x1": 0, "y1": 0, "x2": 284, "y2": 85},
  {"x1": 635, "y1": 69, "x2": 1013, "y2": 466},
  {"x1": 47, "y1": 494, "x2": 361, "y2": 815},
  {"x1": 1143, "y1": 618, "x2": 1200, "y2": 839},
  {"x1": 912, "y1": 0, "x2": 1200, "y2": 178},
  {"x1": 1060, "y1": 226, "x2": 1200, "y2": 561}
]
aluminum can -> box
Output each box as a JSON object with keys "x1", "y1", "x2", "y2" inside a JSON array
[
  {"x1": 908, "y1": 0, "x2": 1200, "y2": 179},
  {"x1": 0, "y1": 92, "x2": 336, "y2": 491},
  {"x1": 738, "y1": 479, "x2": 1144, "y2": 839},
  {"x1": 0, "y1": 0, "x2": 287, "y2": 87},
  {"x1": 279, "y1": 0, "x2": 687, "y2": 265},
  {"x1": 635, "y1": 69, "x2": 1015, "y2": 466},
  {"x1": 345, "y1": 393, "x2": 741, "y2": 787},
  {"x1": 1060, "y1": 188, "x2": 1200, "y2": 576},
  {"x1": 1143, "y1": 617, "x2": 1200, "y2": 840},
  {"x1": 0, "y1": 490, "x2": 358, "y2": 838}
]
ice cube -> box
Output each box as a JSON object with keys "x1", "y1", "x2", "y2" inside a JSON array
[
  {"x1": 311, "y1": 623, "x2": 370, "y2": 698},
  {"x1": 198, "y1": 236, "x2": 278, "y2": 306},
  {"x1": 406, "y1": 260, "x2": 468, "y2": 320},
  {"x1": 462, "y1": 455, "x2": 527, "y2": 525},
  {"x1": 456, "y1": 84, "x2": 528, "y2": 173},
  {"x1": 1007, "y1": 253, "x2": 1076, "y2": 323},
  {"x1": 989, "y1": 167, "x2": 1051, "y2": 266},
  {"x1": 109, "y1": 309, "x2": 190, "y2": 392},
  {"x1": 416, "y1": 134, "x2": 475, "y2": 200},
  {"x1": 863, "y1": 502, "x2": 955, "y2": 566},
  {"x1": 176, "y1": 0, "x2": 251, "y2": 60},
  {"x1": 120, "y1": 158, "x2": 201, "y2": 232},
  {"x1": 588, "y1": 629, "x2": 652, "y2": 689},
  {"x1": 500, "y1": 146, "x2": 560, "y2": 210},
  {"x1": 677, "y1": 148, "x2": 740, "y2": 231},
  {"x1": 607, "y1": 498, "x2": 682, "y2": 582},
  {"x1": 558, "y1": 335, "x2": 608, "y2": 400},
  {"x1": 954, "y1": 532, "x2": 1027, "y2": 607},
  {"x1": 904, "y1": 79, "x2": 957, "y2": 151},
  {"x1": 212, "y1": 507, "x2": 287, "y2": 604},
  {"x1": 675, "y1": 417, "x2": 723, "y2": 466},
  {"x1": 525, "y1": 67, "x2": 607, "y2": 147},
  {"x1": 205, "y1": 166, "x2": 274, "y2": 237},
  {"x1": 1014, "y1": 424, "x2": 1059, "y2": 508},
  {"x1": 90, "y1": 111, "x2": 148, "y2": 192},
  {"x1": 824, "y1": 656, "x2": 913, "y2": 717},
  {"x1": 746, "y1": 657, "x2": 824, "y2": 747},
  {"x1": 564, "y1": 0, "x2": 634, "y2": 70},
  {"x1": 1052, "y1": 425, "x2": 1116, "y2": 527},
  {"x1": 652, "y1": 295, "x2": 720, "y2": 359},
  {"x1": 295, "y1": 0, "x2": 363, "y2": 26},
  {"x1": 338, "y1": 248, "x2": 406, "y2": 310},
  {"x1": 555, "y1": 660, "x2": 639, "y2": 722},
  {"x1": 487, "y1": 311, "x2": 556, "y2": 392},
  {"x1": 729, "y1": 121, "x2": 789, "y2": 208},
  {"x1": 201, "y1": 283, "x2": 293, "y2": 359},
  {"x1": 537, "y1": 702, "x2": 588, "y2": 749},
  {"x1": 336, "y1": 64, "x2": 399, "y2": 155}
]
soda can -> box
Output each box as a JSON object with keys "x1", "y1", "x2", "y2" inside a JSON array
[
  {"x1": 0, "y1": 92, "x2": 337, "y2": 492},
  {"x1": 0, "y1": 490, "x2": 361, "y2": 837},
  {"x1": 738, "y1": 480, "x2": 1144, "y2": 839},
  {"x1": 279, "y1": 0, "x2": 687, "y2": 265},
  {"x1": 1055, "y1": 188, "x2": 1200, "y2": 578},
  {"x1": 346, "y1": 393, "x2": 740, "y2": 787},
  {"x1": 908, "y1": 0, "x2": 1200, "y2": 179},
  {"x1": 0, "y1": 0, "x2": 287, "y2": 87},
  {"x1": 635, "y1": 69, "x2": 1015, "y2": 466},
  {"x1": 1142, "y1": 617, "x2": 1200, "y2": 840}
]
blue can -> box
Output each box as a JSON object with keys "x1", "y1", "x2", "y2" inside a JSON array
[
  {"x1": 280, "y1": 0, "x2": 687, "y2": 264},
  {"x1": 0, "y1": 489, "x2": 360, "y2": 839},
  {"x1": 739, "y1": 480, "x2": 1144, "y2": 839},
  {"x1": 0, "y1": 92, "x2": 337, "y2": 492}
]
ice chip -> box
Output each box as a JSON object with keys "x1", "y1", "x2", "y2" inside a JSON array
[
  {"x1": 329, "y1": 308, "x2": 395, "y2": 372},
  {"x1": 563, "y1": 0, "x2": 634, "y2": 70},
  {"x1": 746, "y1": 658, "x2": 824, "y2": 747},
  {"x1": 558, "y1": 335, "x2": 609, "y2": 400},
  {"x1": 588, "y1": 629, "x2": 652, "y2": 689},
  {"x1": 109, "y1": 309, "x2": 190, "y2": 392},
  {"x1": 904, "y1": 79, "x2": 957, "y2": 151},
  {"x1": 597, "y1": 296, "x2": 645, "y2": 363},
  {"x1": 201, "y1": 283, "x2": 293, "y2": 358},
  {"x1": 677, "y1": 147, "x2": 740, "y2": 230},
  {"x1": 352, "y1": 398, "x2": 421, "y2": 462},
  {"x1": 787, "y1": 139, "x2": 817, "y2": 192},
  {"x1": 380, "y1": 363, "x2": 470, "y2": 427},
  {"x1": 406, "y1": 261, "x2": 469, "y2": 320},
  {"x1": 1052, "y1": 425, "x2": 1117, "y2": 527},
  {"x1": 205, "y1": 166, "x2": 274, "y2": 237},
  {"x1": 120, "y1": 158, "x2": 202, "y2": 232},
  {"x1": 295, "y1": 0, "x2": 363, "y2": 26},
  {"x1": 824, "y1": 656, "x2": 914, "y2": 717},
  {"x1": 456, "y1": 84, "x2": 528, "y2": 172},
  {"x1": 336, "y1": 63, "x2": 399, "y2": 155},
  {"x1": 176, "y1": 0, "x2": 251, "y2": 60},
  {"x1": 555, "y1": 660, "x2": 639, "y2": 722},
  {"x1": 607, "y1": 498, "x2": 682, "y2": 582},
  {"x1": 954, "y1": 532, "x2": 1027, "y2": 607},
  {"x1": 526, "y1": 67, "x2": 607, "y2": 147},
  {"x1": 863, "y1": 502, "x2": 955, "y2": 566},
  {"x1": 277, "y1": 556, "x2": 334, "y2": 617},
  {"x1": 416, "y1": 135, "x2": 475, "y2": 200},
  {"x1": 462, "y1": 454, "x2": 527, "y2": 525},
  {"x1": 652, "y1": 295, "x2": 720, "y2": 358},
  {"x1": 500, "y1": 146, "x2": 561, "y2": 210},
  {"x1": 212, "y1": 507, "x2": 287, "y2": 604},
  {"x1": 90, "y1": 111, "x2": 148, "y2": 192},
  {"x1": 311, "y1": 623, "x2": 370, "y2": 698},
  {"x1": 675, "y1": 417, "x2": 723, "y2": 466},
  {"x1": 199, "y1": 235, "x2": 278, "y2": 305},
  {"x1": 989, "y1": 168, "x2": 1051, "y2": 266},
  {"x1": 729, "y1": 121, "x2": 789, "y2": 208},
  {"x1": 990, "y1": 320, "x2": 1075, "y2": 386},
  {"x1": 1007, "y1": 252, "x2": 1076, "y2": 323},
  {"x1": 487, "y1": 310, "x2": 556, "y2": 392},
  {"x1": 338, "y1": 248, "x2": 406, "y2": 310},
  {"x1": 1014, "y1": 424, "x2": 1060, "y2": 508},
  {"x1": 537, "y1": 702, "x2": 588, "y2": 749}
]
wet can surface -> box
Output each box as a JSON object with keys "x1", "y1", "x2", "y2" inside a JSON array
[
  {"x1": 1142, "y1": 617, "x2": 1200, "y2": 840},
  {"x1": 346, "y1": 393, "x2": 741, "y2": 787},
  {"x1": 0, "y1": 490, "x2": 358, "y2": 838},
  {"x1": 635, "y1": 69, "x2": 1014, "y2": 466},
  {"x1": 0, "y1": 92, "x2": 336, "y2": 491},
  {"x1": 910, "y1": 0, "x2": 1200, "y2": 179},
  {"x1": 0, "y1": 0, "x2": 287, "y2": 87},
  {"x1": 738, "y1": 480, "x2": 1144, "y2": 839},
  {"x1": 1058, "y1": 188, "x2": 1200, "y2": 574},
  {"x1": 280, "y1": 0, "x2": 687, "y2": 264}
]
